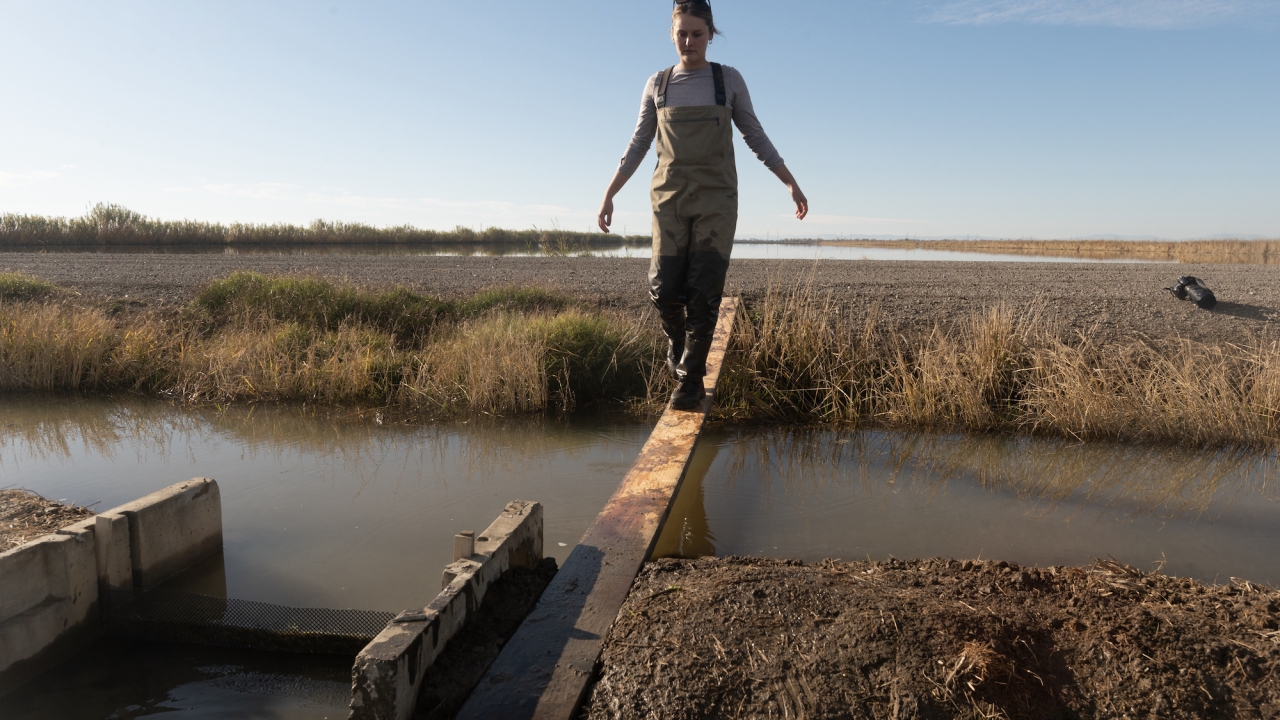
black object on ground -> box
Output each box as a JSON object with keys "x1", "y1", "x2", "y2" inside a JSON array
[
  {"x1": 413, "y1": 557, "x2": 559, "y2": 720},
  {"x1": 1167, "y1": 275, "x2": 1217, "y2": 309}
]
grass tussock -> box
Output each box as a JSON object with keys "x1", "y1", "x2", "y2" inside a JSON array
[
  {"x1": 821, "y1": 238, "x2": 1280, "y2": 264},
  {"x1": 719, "y1": 283, "x2": 1280, "y2": 448},
  {"x1": 0, "y1": 272, "x2": 55, "y2": 301},
  {"x1": 1, "y1": 272, "x2": 655, "y2": 417},
  {"x1": 0, "y1": 204, "x2": 647, "y2": 249}
]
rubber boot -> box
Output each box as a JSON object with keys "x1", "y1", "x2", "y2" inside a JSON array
[
  {"x1": 670, "y1": 375, "x2": 705, "y2": 410},
  {"x1": 670, "y1": 335, "x2": 713, "y2": 410},
  {"x1": 658, "y1": 307, "x2": 686, "y2": 379}
]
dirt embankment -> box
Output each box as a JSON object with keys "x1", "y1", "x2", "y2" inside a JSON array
[
  {"x1": 1, "y1": 489, "x2": 95, "y2": 551},
  {"x1": 587, "y1": 557, "x2": 1280, "y2": 720},
  {"x1": 2, "y1": 254, "x2": 1278, "y2": 346}
]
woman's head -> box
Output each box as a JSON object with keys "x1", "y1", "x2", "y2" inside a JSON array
[
  {"x1": 671, "y1": 0, "x2": 718, "y2": 68},
  {"x1": 672, "y1": 0, "x2": 717, "y2": 37}
]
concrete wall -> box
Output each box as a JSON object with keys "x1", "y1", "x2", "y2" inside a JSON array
[
  {"x1": 0, "y1": 478, "x2": 222, "y2": 697},
  {"x1": 111, "y1": 478, "x2": 222, "y2": 588},
  {"x1": 350, "y1": 500, "x2": 544, "y2": 720},
  {"x1": 0, "y1": 521, "x2": 99, "y2": 696}
]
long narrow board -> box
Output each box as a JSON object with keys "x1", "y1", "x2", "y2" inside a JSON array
[{"x1": 456, "y1": 298, "x2": 739, "y2": 720}]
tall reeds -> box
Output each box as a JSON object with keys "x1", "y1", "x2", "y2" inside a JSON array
[
  {"x1": 0, "y1": 204, "x2": 647, "y2": 249},
  {"x1": 718, "y1": 283, "x2": 1280, "y2": 448},
  {"x1": 820, "y1": 238, "x2": 1280, "y2": 264}
]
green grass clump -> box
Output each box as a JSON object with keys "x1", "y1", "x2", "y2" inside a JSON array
[
  {"x1": 459, "y1": 286, "x2": 570, "y2": 315},
  {"x1": 190, "y1": 272, "x2": 451, "y2": 343},
  {"x1": 0, "y1": 273, "x2": 55, "y2": 301},
  {"x1": 531, "y1": 311, "x2": 651, "y2": 406}
]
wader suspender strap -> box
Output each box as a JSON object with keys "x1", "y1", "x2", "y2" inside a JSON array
[
  {"x1": 655, "y1": 67, "x2": 674, "y2": 109},
  {"x1": 711, "y1": 62, "x2": 726, "y2": 106},
  {"x1": 655, "y1": 65, "x2": 726, "y2": 108}
]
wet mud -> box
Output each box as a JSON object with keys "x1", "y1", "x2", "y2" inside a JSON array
[{"x1": 587, "y1": 556, "x2": 1280, "y2": 720}]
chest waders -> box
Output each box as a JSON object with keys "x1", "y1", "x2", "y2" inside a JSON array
[{"x1": 648, "y1": 62, "x2": 737, "y2": 392}]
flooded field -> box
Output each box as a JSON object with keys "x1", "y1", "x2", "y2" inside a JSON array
[
  {"x1": 3, "y1": 240, "x2": 1169, "y2": 263},
  {"x1": 2, "y1": 396, "x2": 1278, "y2": 717}
]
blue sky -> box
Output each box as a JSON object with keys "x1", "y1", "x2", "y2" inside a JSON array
[{"x1": 1, "y1": 0, "x2": 1276, "y2": 239}]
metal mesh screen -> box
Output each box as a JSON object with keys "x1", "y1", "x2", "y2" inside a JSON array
[{"x1": 103, "y1": 586, "x2": 395, "y2": 656}]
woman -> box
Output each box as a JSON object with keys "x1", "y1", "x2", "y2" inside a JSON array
[{"x1": 597, "y1": 0, "x2": 808, "y2": 410}]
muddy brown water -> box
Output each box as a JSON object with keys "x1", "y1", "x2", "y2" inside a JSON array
[
  {"x1": 1, "y1": 396, "x2": 1277, "y2": 718},
  {"x1": 656, "y1": 428, "x2": 1280, "y2": 586}
]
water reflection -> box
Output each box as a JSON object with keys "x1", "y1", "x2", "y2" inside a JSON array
[
  {"x1": 0, "y1": 241, "x2": 1174, "y2": 263},
  {"x1": 0, "y1": 395, "x2": 651, "y2": 612},
  {"x1": 657, "y1": 428, "x2": 1280, "y2": 585},
  {"x1": 0, "y1": 638, "x2": 350, "y2": 720}
]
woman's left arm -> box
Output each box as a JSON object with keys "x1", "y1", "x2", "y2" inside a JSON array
[
  {"x1": 770, "y1": 164, "x2": 808, "y2": 220},
  {"x1": 725, "y1": 67, "x2": 807, "y2": 220}
]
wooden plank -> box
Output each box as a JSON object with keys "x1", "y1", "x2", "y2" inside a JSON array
[{"x1": 456, "y1": 298, "x2": 739, "y2": 720}]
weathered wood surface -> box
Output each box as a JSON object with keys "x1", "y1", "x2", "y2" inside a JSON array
[{"x1": 456, "y1": 298, "x2": 739, "y2": 720}]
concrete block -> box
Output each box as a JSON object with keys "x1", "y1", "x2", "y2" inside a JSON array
[
  {"x1": 111, "y1": 478, "x2": 222, "y2": 588},
  {"x1": 92, "y1": 512, "x2": 133, "y2": 589},
  {"x1": 350, "y1": 500, "x2": 543, "y2": 720},
  {"x1": 0, "y1": 529, "x2": 100, "y2": 697}
]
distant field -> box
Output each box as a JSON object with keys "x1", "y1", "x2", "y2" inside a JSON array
[
  {"x1": 815, "y1": 238, "x2": 1280, "y2": 264},
  {"x1": 0, "y1": 203, "x2": 648, "y2": 249}
]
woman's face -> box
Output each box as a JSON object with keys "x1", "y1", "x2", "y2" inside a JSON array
[{"x1": 671, "y1": 14, "x2": 711, "y2": 67}]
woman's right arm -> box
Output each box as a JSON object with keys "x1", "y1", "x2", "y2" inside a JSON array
[{"x1": 599, "y1": 74, "x2": 660, "y2": 233}]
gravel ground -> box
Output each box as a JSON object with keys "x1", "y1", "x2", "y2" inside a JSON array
[
  {"x1": 587, "y1": 556, "x2": 1280, "y2": 720},
  {"x1": 3, "y1": 253, "x2": 1279, "y2": 345}
]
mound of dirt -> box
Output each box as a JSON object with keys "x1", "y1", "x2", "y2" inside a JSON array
[
  {"x1": 586, "y1": 556, "x2": 1280, "y2": 720},
  {"x1": 0, "y1": 489, "x2": 94, "y2": 551}
]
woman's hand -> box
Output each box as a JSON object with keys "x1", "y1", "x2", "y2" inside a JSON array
[
  {"x1": 598, "y1": 170, "x2": 630, "y2": 234},
  {"x1": 789, "y1": 183, "x2": 809, "y2": 220},
  {"x1": 597, "y1": 196, "x2": 614, "y2": 233},
  {"x1": 771, "y1": 164, "x2": 808, "y2": 221}
]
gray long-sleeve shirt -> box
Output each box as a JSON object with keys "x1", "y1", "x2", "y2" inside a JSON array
[{"x1": 618, "y1": 64, "x2": 784, "y2": 177}]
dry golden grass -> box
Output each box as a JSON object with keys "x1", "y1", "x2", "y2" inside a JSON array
[
  {"x1": 820, "y1": 238, "x2": 1280, "y2": 264},
  {"x1": 718, "y1": 283, "x2": 1280, "y2": 448},
  {"x1": 0, "y1": 275, "x2": 657, "y2": 417},
  {"x1": 2, "y1": 274, "x2": 1278, "y2": 449}
]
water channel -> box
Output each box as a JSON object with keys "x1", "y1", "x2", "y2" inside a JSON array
[{"x1": 1, "y1": 395, "x2": 1276, "y2": 718}]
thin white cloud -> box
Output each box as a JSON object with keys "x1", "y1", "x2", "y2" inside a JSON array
[
  {"x1": 795, "y1": 214, "x2": 925, "y2": 225},
  {"x1": 924, "y1": 0, "x2": 1278, "y2": 28},
  {"x1": 203, "y1": 182, "x2": 297, "y2": 199},
  {"x1": 0, "y1": 170, "x2": 60, "y2": 188}
]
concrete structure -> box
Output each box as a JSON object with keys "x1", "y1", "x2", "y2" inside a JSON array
[
  {"x1": 109, "y1": 478, "x2": 222, "y2": 588},
  {"x1": 349, "y1": 500, "x2": 544, "y2": 720},
  {"x1": 0, "y1": 522, "x2": 99, "y2": 697},
  {"x1": 0, "y1": 479, "x2": 223, "y2": 697}
]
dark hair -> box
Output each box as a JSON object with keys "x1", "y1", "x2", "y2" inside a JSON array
[{"x1": 672, "y1": 0, "x2": 719, "y2": 37}]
